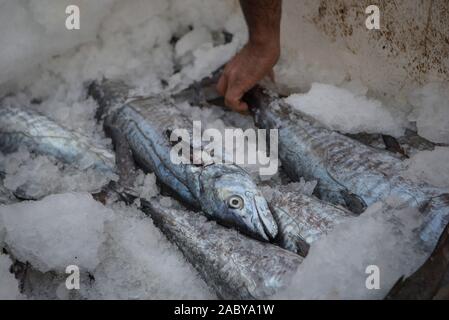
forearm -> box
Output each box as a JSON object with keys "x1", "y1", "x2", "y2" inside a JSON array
[
  {"x1": 239, "y1": 0, "x2": 282, "y2": 50},
  {"x1": 216, "y1": 0, "x2": 282, "y2": 112}
]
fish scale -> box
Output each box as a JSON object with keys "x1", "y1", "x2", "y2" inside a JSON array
[{"x1": 269, "y1": 185, "x2": 354, "y2": 250}]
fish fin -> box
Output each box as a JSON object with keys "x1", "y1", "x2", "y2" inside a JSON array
[
  {"x1": 294, "y1": 235, "x2": 310, "y2": 257},
  {"x1": 271, "y1": 205, "x2": 311, "y2": 257},
  {"x1": 313, "y1": 184, "x2": 366, "y2": 214},
  {"x1": 382, "y1": 135, "x2": 408, "y2": 158},
  {"x1": 340, "y1": 191, "x2": 367, "y2": 214},
  {"x1": 321, "y1": 162, "x2": 367, "y2": 214}
]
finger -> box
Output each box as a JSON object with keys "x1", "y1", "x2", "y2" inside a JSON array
[
  {"x1": 216, "y1": 73, "x2": 228, "y2": 96},
  {"x1": 225, "y1": 85, "x2": 248, "y2": 112},
  {"x1": 236, "y1": 101, "x2": 249, "y2": 114},
  {"x1": 227, "y1": 99, "x2": 248, "y2": 113}
]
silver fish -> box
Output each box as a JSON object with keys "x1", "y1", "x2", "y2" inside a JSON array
[
  {"x1": 89, "y1": 80, "x2": 278, "y2": 241},
  {"x1": 0, "y1": 104, "x2": 116, "y2": 176},
  {"x1": 245, "y1": 87, "x2": 442, "y2": 213},
  {"x1": 269, "y1": 185, "x2": 354, "y2": 256},
  {"x1": 141, "y1": 199, "x2": 302, "y2": 299}
]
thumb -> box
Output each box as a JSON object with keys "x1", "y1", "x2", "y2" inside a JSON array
[{"x1": 216, "y1": 73, "x2": 228, "y2": 96}]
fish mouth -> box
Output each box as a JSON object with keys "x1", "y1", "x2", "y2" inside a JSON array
[{"x1": 253, "y1": 195, "x2": 278, "y2": 241}]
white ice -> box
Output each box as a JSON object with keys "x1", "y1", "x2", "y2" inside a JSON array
[
  {"x1": 405, "y1": 147, "x2": 449, "y2": 190},
  {"x1": 133, "y1": 171, "x2": 160, "y2": 200},
  {"x1": 0, "y1": 149, "x2": 112, "y2": 199},
  {"x1": 285, "y1": 83, "x2": 405, "y2": 137},
  {"x1": 0, "y1": 0, "x2": 448, "y2": 301},
  {"x1": 0, "y1": 253, "x2": 24, "y2": 300},
  {"x1": 0, "y1": 193, "x2": 111, "y2": 272},
  {"x1": 408, "y1": 82, "x2": 449, "y2": 144}
]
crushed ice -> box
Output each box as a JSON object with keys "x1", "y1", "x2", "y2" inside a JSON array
[{"x1": 0, "y1": 0, "x2": 448, "y2": 300}]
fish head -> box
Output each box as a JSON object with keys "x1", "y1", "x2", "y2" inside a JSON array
[{"x1": 200, "y1": 165, "x2": 278, "y2": 241}]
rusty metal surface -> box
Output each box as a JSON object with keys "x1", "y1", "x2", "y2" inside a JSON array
[
  {"x1": 280, "y1": 0, "x2": 449, "y2": 101},
  {"x1": 310, "y1": 0, "x2": 449, "y2": 84}
]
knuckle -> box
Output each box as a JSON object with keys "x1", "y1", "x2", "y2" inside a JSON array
[
  {"x1": 226, "y1": 68, "x2": 237, "y2": 79},
  {"x1": 225, "y1": 95, "x2": 238, "y2": 107}
]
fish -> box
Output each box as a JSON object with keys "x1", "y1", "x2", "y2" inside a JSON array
[
  {"x1": 0, "y1": 104, "x2": 116, "y2": 176},
  {"x1": 268, "y1": 185, "x2": 355, "y2": 256},
  {"x1": 140, "y1": 198, "x2": 302, "y2": 299},
  {"x1": 244, "y1": 86, "x2": 443, "y2": 214},
  {"x1": 104, "y1": 119, "x2": 300, "y2": 299},
  {"x1": 386, "y1": 219, "x2": 449, "y2": 300},
  {"x1": 89, "y1": 80, "x2": 278, "y2": 241}
]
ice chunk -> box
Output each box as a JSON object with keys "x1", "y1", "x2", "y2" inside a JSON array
[
  {"x1": 0, "y1": 150, "x2": 113, "y2": 199},
  {"x1": 133, "y1": 171, "x2": 159, "y2": 200},
  {"x1": 175, "y1": 27, "x2": 213, "y2": 58},
  {"x1": 159, "y1": 197, "x2": 174, "y2": 208},
  {"x1": 405, "y1": 147, "x2": 449, "y2": 190},
  {"x1": 285, "y1": 83, "x2": 405, "y2": 137},
  {"x1": 408, "y1": 83, "x2": 449, "y2": 144},
  {"x1": 90, "y1": 204, "x2": 214, "y2": 299},
  {"x1": 0, "y1": 193, "x2": 111, "y2": 272},
  {"x1": 0, "y1": 253, "x2": 24, "y2": 300}
]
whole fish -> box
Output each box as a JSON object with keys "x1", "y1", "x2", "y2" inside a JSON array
[
  {"x1": 141, "y1": 198, "x2": 302, "y2": 299},
  {"x1": 89, "y1": 80, "x2": 278, "y2": 241},
  {"x1": 245, "y1": 87, "x2": 442, "y2": 213},
  {"x1": 269, "y1": 185, "x2": 354, "y2": 256},
  {"x1": 0, "y1": 104, "x2": 116, "y2": 176}
]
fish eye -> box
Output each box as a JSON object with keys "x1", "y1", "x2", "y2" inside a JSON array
[{"x1": 227, "y1": 195, "x2": 244, "y2": 209}]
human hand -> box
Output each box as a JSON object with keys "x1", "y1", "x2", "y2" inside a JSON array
[{"x1": 216, "y1": 42, "x2": 280, "y2": 112}]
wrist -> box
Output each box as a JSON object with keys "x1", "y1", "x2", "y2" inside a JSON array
[
  {"x1": 247, "y1": 37, "x2": 280, "y2": 62},
  {"x1": 249, "y1": 31, "x2": 280, "y2": 48}
]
